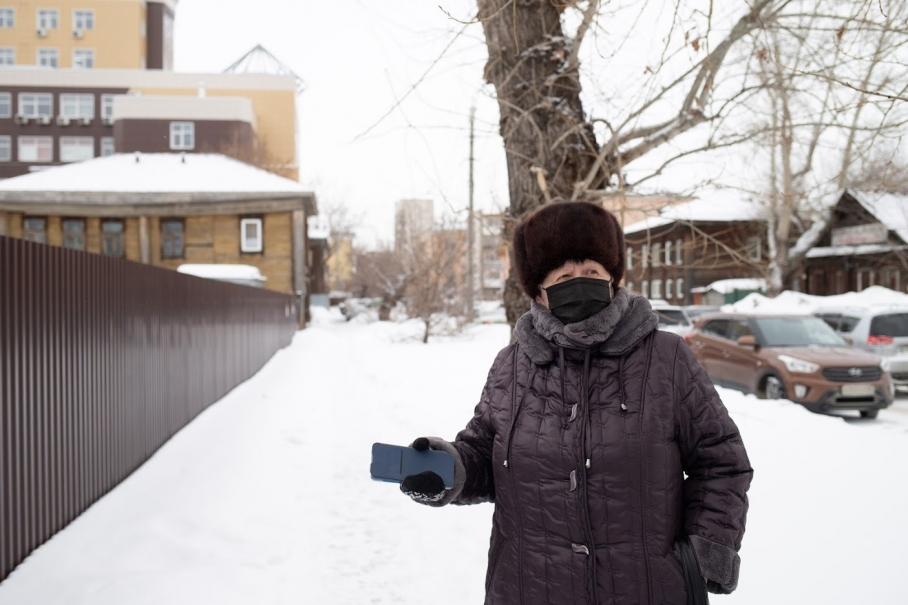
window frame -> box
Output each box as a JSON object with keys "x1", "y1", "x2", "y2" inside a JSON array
[
  {"x1": 23, "y1": 216, "x2": 47, "y2": 243},
  {"x1": 18, "y1": 93, "x2": 53, "y2": 118},
  {"x1": 60, "y1": 93, "x2": 95, "y2": 119},
  {"x1": 641, "y1": 243, "x2": 648, "y2": 269},
  {"x1": 0, "y1": 47, "x2": 13, "y2": 65},
  {"x1": 73, "y1": 48, "x2": 95, "y2": 69},
  {"x1": 62, "y1": 218, "x2": 86, "y2": 251},
  {"x1": 101, "y1": 219, "x2": 125, "y2": 258},
  {"x1": 652, "y1": 242, "x2": 661, "y2": 267},
  {"x1": 641, "y1": 280, "x2": 649, "y2": 298},
  {"x1": 101, "y1": 94, "x2": 116, "y2": 120},
  {"x1": 73, "y1": 8, "x2": 94, "y2": 30},
  {"x1": 0, "y1": 7, "x2": 14, "y2": 28},
  {"x1": 240, "y1": 217, "x2": 263, "y2": 254},
  {"x1": 36, "y1": 8, "x2": 58, "y2": 30},
  {"x1": 169, "y1": 121, "x2": 195, "y2": 150},
  {"x1": 0, "y1": 92, "x2": 10, "y2": 118},
  {"x1": 747, "y1": 236, "x2": 762, "y2": 262},
  {"x1": 160, "y1": 218, "x2": 185, "y2": 259},
  {"x1": 18, "y1": 136, "x2": 53, "y2": 162},
  {"x1": 666, "y1": 278, "x2": 673, "y2": 299},
  {"x1": 37, "y1": 47, "x2": 58, "y2": 68},
  {"x1": 626, "y1": 246, "x2": 633, "y2": 270},
  {"x1": 0, "y1": 135, "x2": 10, "y2": 162},
  {"x1": 664, "y1": 240, "x2": 672, "y2": 265},
  {"x1": 59, "y1": 136, "x2": 94, "y2": 163},
  {"x1": 675, "y1": 238, "x2": 683, "y2": 265},
  {"x1": 651, "y1": 279, "x2": 662, "y2": 299},
  {"x1": 100, "y1": 137, "x2": 115, "y2": 156},
  {"x1": 676, "y1": 278, "x2": 684, "y2": 301}
]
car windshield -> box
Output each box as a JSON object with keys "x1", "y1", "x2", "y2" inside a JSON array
[
  {"x1": 655, "y1": 309, "x2": 690, "y2": 326},
  {"x1": 754, "y1": 316, "x2": 847, "y2": 347},
  {"x1": 870, "y1": 313, "x2": 908, "y2": 337}
]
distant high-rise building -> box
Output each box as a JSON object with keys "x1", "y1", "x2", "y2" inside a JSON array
[{"x1": 395, "y1": 198, "x2": 434, "y2": 252}]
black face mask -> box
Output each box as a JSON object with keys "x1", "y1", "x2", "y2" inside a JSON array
[{"x1": 543, "y1": 277, "x2": 612, "y2": 325}]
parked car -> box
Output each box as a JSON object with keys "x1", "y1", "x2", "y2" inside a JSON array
[
  {"x1": 686, "y1": 313, "x2": 893, "y2": 418},
  {"x1": 814, "y1": 306, "x2": 908, "y2": 392},
  {"x1": 650, "y1": 301, "x2": 694, "y2": 337},
  {"x1": 683, "y1": 305, "x2": 722, "y2": 320}
]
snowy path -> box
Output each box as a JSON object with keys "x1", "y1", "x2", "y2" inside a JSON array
[{"x1": 1, "y1": 312, "x2": 907, "y2": 604}]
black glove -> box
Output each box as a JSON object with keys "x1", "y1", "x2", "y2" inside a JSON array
[{"x1": 400, "y1": 438, "x2": 447, "y2": 503}]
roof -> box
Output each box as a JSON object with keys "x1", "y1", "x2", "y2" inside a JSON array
[
  {"x1": 848, "y1": 190, "x2": 908, "y2": 246},
  {"x1": 623, "y1": 191, "x2": 764, "y2": 235},
  {"x1": 0, "y1": 153, "x2": 317, "y2": 216},
  {"x1": 224, "y1": 45, "x2": 306, "y2": 95}
]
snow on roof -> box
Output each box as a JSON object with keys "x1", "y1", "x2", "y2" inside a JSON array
[
  {"x1": 849, "y1": 190, "x2": 908, "y2": 246},
  {"x1": 0, "y1": 153, "x2": 309, "y2": 195},
  {"x1": 807, "y1": 243, "x2": 908, "y2": 258},
  {"x1": 690, "y1": 278, "x2": 766, "y2": 294},
  {"x1": 623, "y1": 190, "x2": 764, "y2": 235},
  {"x1": 725, "y1": 286, "x2": 908, "y2": 314},
  {"x1": 177, "y1": 264, "x2": 266, "y2": 281}
]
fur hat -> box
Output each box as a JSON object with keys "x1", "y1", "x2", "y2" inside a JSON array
[{"x1": 513, "y1": 201, "x2": 625, "y2": 299}]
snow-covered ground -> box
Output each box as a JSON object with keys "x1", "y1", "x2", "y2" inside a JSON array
[{"x1": 1, "y1": 309, "x2": 908, "y2": 605}]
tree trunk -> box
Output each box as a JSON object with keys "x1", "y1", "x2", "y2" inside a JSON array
[{"x1": 478, "y1": 0, "x2": 603, "y2": 329}]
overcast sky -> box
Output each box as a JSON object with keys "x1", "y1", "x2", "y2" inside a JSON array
[{"x1": 174, "y1": 0, "x2": 508, "y2": 247}]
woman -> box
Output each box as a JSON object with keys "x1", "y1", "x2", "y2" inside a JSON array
[{"x1": 401, "y1": 201, "x2": 753, "y2": 604}]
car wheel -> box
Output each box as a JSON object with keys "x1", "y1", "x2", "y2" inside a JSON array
[
  {"x1": 763, "y1": 375, "x2": 788, "y2": 400},
  {"x1": 860, "y1": 409, "x2": 879, "y2": 419}
]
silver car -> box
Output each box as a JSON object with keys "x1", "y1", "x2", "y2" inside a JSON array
[{"x1": 815, "y1": 306, "x2": 908, "y2": 390}]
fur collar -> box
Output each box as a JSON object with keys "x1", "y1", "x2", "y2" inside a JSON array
[{"x1": 514, "y1": 287, "x2": 660, "y2": 365}]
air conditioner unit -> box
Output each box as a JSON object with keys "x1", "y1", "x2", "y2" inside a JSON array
[
  {"x1": 102, "y1": 117, "x2": 114, "y2": 126},
  {"x1": 36, "y1": 28, "x2": 47, "y2": 37},
  {"x1": 14, "y1": 114, "x2": 31, "y2": 125},
  {"x1": 73, "y1": 29, "x2": 84, "y2": 39},
  {"x1": 79, "y1": 117, "x2": 93, "y2": 126},
  {"x1": 56, "y1": 116, "x2": 72, "y2": 126},
  {"x1": 36, "y1": 115, "x2": 52, "y2": 126}
]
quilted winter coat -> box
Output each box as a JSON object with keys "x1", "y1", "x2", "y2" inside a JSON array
[{"x1": 425, "y1": 288, "x2": 753, "y2": 605}]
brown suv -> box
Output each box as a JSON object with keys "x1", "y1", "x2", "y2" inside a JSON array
[{"x1": 686, "y1": 313, "x2": 893, "y2": 418}]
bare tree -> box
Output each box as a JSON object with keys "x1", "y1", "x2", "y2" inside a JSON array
[
  {"x1": 350, "y1": 246, "x2": 408, "y2": 321},
  {"x1": 204, "y1": 131, "x2": 297, "y2": 180}
]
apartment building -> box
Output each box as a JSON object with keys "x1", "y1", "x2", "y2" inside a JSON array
[{"x1": 0, "y1": 0, "x2": 174, "y2": 70}]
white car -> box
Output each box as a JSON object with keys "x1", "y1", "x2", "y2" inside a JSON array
[{"x1": 650, "y1": 301, "x2": 694, "y2": 337}]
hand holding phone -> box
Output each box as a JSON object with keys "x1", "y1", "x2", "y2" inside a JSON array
[{"x1": 370, "y1": 440, "x2": 456, "y2": 492}]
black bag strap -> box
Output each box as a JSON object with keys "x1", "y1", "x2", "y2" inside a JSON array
[{"x1": 678, "y1": 537, "x2": 710, "y2": 605}]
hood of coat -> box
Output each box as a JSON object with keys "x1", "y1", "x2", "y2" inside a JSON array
[{"x1": 515, "y1": 287, "x2": 660, "y2": 365}]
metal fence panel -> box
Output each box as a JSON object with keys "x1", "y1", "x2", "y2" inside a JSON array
[{"x1": 0, "y1": 236, "x2": 296, "y2": 583}]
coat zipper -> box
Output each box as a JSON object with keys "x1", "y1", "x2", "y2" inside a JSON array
[
  {"x1": 505, "y1": 345, "x2": 525, "y2": 604},
  {"x1": 637, "y1": 335, "x2": 655, "y2": 605},
  {"x1": 579, "y1": 349, "x2": 599, "y2": 605}
]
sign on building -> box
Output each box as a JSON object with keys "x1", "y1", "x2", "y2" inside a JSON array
[{"x1": 830, "y1": 223, "x2": 888, "y2": 246}]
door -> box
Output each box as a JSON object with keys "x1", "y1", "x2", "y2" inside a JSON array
[
  {"x1": 691, "y1": 318, "x2": 731, "y2": 385},
  {"x1": 724, "y1": 319, "x2": 759, "y2": 393}
]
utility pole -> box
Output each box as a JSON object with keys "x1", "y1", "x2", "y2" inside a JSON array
[{"x1": 467, "y1": 106, "x2": 476, "y2": 319}]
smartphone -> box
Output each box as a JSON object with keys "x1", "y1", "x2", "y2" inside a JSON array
[{"x1": 370, "y1": 442, "x2": 455, "y2": 489}]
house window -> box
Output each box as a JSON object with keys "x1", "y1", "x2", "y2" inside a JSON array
[
  {"x1": 101, "y1": 94, "x2": 115, "y2": 119},
  {"x1": 677, "y1": 278, "x2": 684, "y2": 301},
  {"x1": 675, "y1": 239, "x2": 683, "y2": 264},
  {"x1": 23, "y1": 217, "x2": 47, "y2": 243},
  {"x1": 63, "y1": 219, "x2": 85, "y2": 250},
  {"x1": 37, "y1": 48, "x2": 58, "y2": 68},
  {"x1": 240, "y1": 218, "x2": 263, "y2": 253},
  {"x1": 18, "y1": 136, "x2": 53, "y2": 162},
  {"x1": 666, "y1": 279, "x2": 673, "y2": 299},
  {"x1": 0, "y1": 8, "x2": 14, "y2": 28},
  {"x1": 0, "y1": 47, "x2": 13, "y2": 65},
  {"x1": 161, "y1": 219, "x2": 184, "y2": 259},
  {"x1": 37, "y1": 8, "x2": 58, "y2": 29},
  {"x1": 60, "y1": 137, "x2": 94, "y2": 162},
  {"x1": 100, "y1": 137, "x2": 114, "y2": 156},
  {"x1": 651, "y1": 279, "x2": 662, "y2": 299},
  {"x1": 626, "y1": 246, "x2": 633, "y2": 270},
  {"x1": 169, "y1": 122, "x2": 194, "y2": 150},
  {"x1": 641, "y1": 244, "x2": 648, "y2": 268},
  {"x1": 18, "y1": 93, "x2": 53, "y2": 117},
  {"x1": 102, "y1": 220, "x2": 124, "y2": 257},
  {"x1": 73, "y1": 9, "x2": 94, "y2": 30},
  {"x1": 627, "y1": 281, "x2": 634, "y2": 293},
  {"x1": 641, "y1": 280, "x2": 649, "y2": 298},
  {"x1": 653, "y1": 242, "x2": 661, "y2": 267},
  {"x1": 0, "y1": 136, "x2": 10, "y2": 161},
  {"x1": 73, "y1": 49, "x2": 94, "y2": 69},
  {"x1": 0, "y1": 92, "x2": 10, "y2": 117},
  {"x1": 665, "y1": 240, "x2": 672, "y2": 265},
  {"x1": 60, "y1": 93, "x2": 94, "y2": 118},
  {"x1": 747, "y1": 236, "x2": 762, "y2": 262}
]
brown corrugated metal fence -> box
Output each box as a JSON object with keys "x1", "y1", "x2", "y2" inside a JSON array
[{"x1": 0, "y1": 236, "x2": 297, "y2": 583}]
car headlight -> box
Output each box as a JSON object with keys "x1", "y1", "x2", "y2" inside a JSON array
[{"x1": 778, "y1": 355, "x2": 820, "y2": 374}]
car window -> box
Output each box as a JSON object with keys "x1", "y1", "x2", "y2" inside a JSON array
[
  {"x1": 838, "y1": 315, "x2": 861, "y2": 333},
  {"x1": 701, "y1": 319, "x2": 730, "y2": 339},
  {"x1": 816, "y1": 313, "x2": 841, "y2": 330},
  {"x1": 656, "y1": 309, "x2": 689, "y2": 327},
  {"x1": 728, "y1": 320, "x2": 753, "y2": 340},
  {"x1": 753, "y1": 316, "x2": 847, "y2": 347},
  {"x1": 869, "y1": 313, "x2": 908, "y2": 337}
]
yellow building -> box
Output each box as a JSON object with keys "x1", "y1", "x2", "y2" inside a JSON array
[{"x1": 0, "y1": 0, "x2": 175, "y2": 70}]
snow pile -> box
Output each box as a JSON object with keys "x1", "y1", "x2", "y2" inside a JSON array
[
  {"x1": 177, "y1": 264, "x2": 266, "y2": 282},
  {"x1": 1, "y1": 319, "x2": 907, "y2": 604},
  {"x1": 692, "y1": 278, "x2": 766, "y2": 295},
  {"x1": 726, "y1": 286, "x2": 908, "y2": 314}
]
